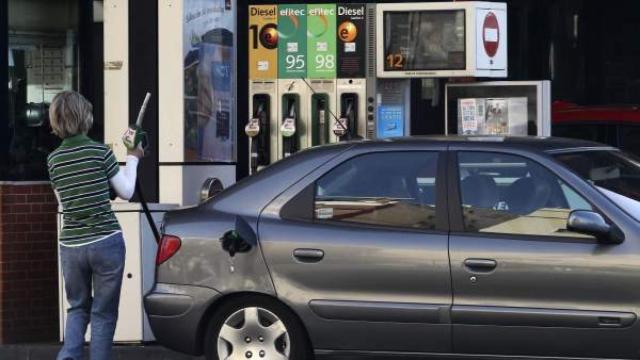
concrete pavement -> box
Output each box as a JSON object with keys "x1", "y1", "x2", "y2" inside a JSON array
[{"x1": 0, "y1": 343, "x2": 203, "y2": 359}]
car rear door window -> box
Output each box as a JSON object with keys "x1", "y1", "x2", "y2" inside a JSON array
[
  {"x1": 315, "y1": 152, "x2": 439, "y2": 230},
  {"x1": 457, "y1": 152, "x2": 594, "y2": 238}
]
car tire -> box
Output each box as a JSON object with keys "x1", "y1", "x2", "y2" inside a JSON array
[{"x1": 203, "y1": 294, "x2": 313, "y2": 360}]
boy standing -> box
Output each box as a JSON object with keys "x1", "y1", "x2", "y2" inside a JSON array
[{"x1": 48, "y1": 91, "x2": 142, "y2": 360}]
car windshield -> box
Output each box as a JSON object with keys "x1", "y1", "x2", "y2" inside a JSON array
[{"x1": 554, "y1": 150, "x2": 640, "y2": 221}]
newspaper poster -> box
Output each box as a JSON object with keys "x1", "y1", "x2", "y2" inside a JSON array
[
  {"x1": 458, "y1": 98, "x2": 486, "y2": 135},
  {"x1": 485, "y1": 98, "x2": 509, "y2": 135}
]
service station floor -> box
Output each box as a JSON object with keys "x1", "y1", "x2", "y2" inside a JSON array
[{"x1": 0, "y1": 343, "x2": 203, "y2": 359}]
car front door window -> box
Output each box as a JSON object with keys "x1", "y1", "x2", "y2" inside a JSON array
[{"x1": 457, "y1": 152, "x2": 594, "y2": 238}]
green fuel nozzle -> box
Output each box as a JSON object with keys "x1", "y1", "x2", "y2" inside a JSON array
[{"x1": 122, "y1": 92, "x2": 151, "y2": 152}]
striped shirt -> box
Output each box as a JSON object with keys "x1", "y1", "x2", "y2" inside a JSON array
[{"x1": 47, "y1": 134, "x2": 121, "y2": 247}]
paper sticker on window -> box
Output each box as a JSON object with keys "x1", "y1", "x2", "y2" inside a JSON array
[
  {"x1": 315, "y1": 207, "x2": 334, "y2": 220},
  {"x1": 460, "y1": 99, "x2": 478, "y2": 133}
]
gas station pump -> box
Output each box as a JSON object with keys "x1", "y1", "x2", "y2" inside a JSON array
[
  {"x1": 336, "y1": 93, "x2": 357, "y2": 140},
  {"x1": 335, "y1": 4, "x2": 369, "y2": 141},
  {"x1": 247, "y1": 81, "x2": 278, "y2": 174},
  {"x1": 336, "y1": 80, "x2": 367, "y2": 140},
  {"x1": 275, "y1": 5, "x2": 310, "y2": 159},
  {"x1": 246, "y1": 91, "x2": 275, "y2": 174},
  {"x1": 312, "y1": 94, "x2": 329, "y2": 145},
  {"x1": 249, "y1": 1, "x2": 511, "y2": 165},
  {"x1": 307, "y1": 80, "x2": 337, "y2": 145},
  {"x1": 280, "y1": 91, "x2": 301, "y2": 157},
  {"x1": 248, "y1": 5, "x2": 279, "y2": 172},
  {"x1": 306, "y1": 4, "x2": 339, "y2": 145}
]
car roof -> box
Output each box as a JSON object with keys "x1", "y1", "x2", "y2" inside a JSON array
[{"x1": 344, "y1": 136, "x2": 611, "y2": 153}]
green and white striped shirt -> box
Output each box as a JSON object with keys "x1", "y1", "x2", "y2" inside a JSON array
[{"x1": 48, "y1": 134, "x2": 121, "y2": 247}]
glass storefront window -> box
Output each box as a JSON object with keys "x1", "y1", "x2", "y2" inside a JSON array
[
  {"x1": 183, "y1": 0, "x2": 236, "y2": 163},
  {"x1": 3, "y1": 0, "x2": 79, "y2": 180}
]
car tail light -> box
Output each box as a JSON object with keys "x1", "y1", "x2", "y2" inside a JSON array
[{"x1": 156, "y1": 234, "x2": 182, "y2": 265}]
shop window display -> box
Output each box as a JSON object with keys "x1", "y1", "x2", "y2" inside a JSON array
[
  {"x1": 3, "y1": 0, "x2": 79, "y2": 180},
  {"x1": 183, "y1": 0, "x2": 236, "y2": 162}
]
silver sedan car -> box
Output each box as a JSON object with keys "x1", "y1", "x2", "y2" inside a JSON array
[{"x1": 145, "y1": 137, "x2": 640, "y2": 360}]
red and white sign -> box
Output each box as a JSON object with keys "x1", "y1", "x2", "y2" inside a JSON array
[
  {"x1": 476, "y1": 8, "x2": 506, "y2": 71},
  {"x1": 482, "y1": 11, "x2": 499, "y2": 58}
]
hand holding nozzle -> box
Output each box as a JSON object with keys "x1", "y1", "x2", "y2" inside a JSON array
[{"x1": 122, "y1": 92, "x2": 151, "y2": 157}]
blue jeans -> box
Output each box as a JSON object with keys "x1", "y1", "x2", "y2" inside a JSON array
[{"x1": 57, "y1": 232, "x2": 126, "y2": 360}]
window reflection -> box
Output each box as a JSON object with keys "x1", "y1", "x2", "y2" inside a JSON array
[
  {"x1": 4, "y1": 0, "x2": 79, "y2": 180},
  {"x1": 458, "y1": 152, "x2": 594, "y2": 238},
  {"x1": 314, "y1": 152, "x2": 440, "y2": 230}
]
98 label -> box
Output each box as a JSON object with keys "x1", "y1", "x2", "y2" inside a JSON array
[{"x1": 314, "y1": 54, "x2": 335, "y2": 70}]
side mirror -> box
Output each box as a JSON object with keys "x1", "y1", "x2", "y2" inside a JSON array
[{"x1": 567, "y1": 210, "x2": 624, "y2": 244}]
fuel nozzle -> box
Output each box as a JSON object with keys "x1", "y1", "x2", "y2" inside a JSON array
[
  {"x1": 317, "y1": 98, "x2": 327, "y2": 145},
  {"x1": 281, "y1": 100, "x2": 297, "y2": 158},
  {"x1": 281, "y1": 101, "x2": 297, "y2": 139},
  {"x1": 333, "y1": 101, "x2": 352, "y2": 140},
  {"x1": 122, "y1": 92, "x2": 151, "y2": 153},
  {"x1": 245, "y1": 103, "x2": 263, "y2": 138}
]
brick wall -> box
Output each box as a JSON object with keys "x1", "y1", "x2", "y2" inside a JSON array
[{"x1": 0, "y1": 182, "x2": 59, "y2": 343}]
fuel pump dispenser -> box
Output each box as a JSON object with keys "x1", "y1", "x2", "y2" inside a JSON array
[
  {"x1": 246, "y1": 97, "x2": 268, "y2": 174},
  {"x1": 335, "y1": 4, "x2": 369, "y2": 141},
  {"x1": 306, "y1": 4, "x2": 339, "y2": 145},
  {"x1": 247, "y1": 82, "x2": 278, "y2": 174},
  {"x1": 336, "y1": 79, "x2": 367, "y2": 140},
  {"x1": 280, "y1": 90, "x2": 301, "y2": 158},
  {"x1": 278, "y1": 83, "x2": 309, "y2": 159},
  {"x1": 248, "y1": 5, "x2": 279, "y2": 173},
  {"x1": 307, "y1": 80, "x2": 337, "y2": 145},
  {"x1": 313, "y1": 94, "x2": 329, "y2": 145}
]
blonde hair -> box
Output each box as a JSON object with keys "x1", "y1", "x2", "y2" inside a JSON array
[{"x1": 49, "y1": 91, "x2": 94, "y2": 138}]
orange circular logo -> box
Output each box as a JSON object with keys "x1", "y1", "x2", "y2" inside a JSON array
[
  {"x1": 260, "y1": 23, "x2": 278, "y2": 49},
  {"x1": 338, "y1": 21, "x2": 357, "y2": 42}
]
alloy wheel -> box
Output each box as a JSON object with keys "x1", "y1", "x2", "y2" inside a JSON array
[{"x1": 217, "y1": 306, "x2": 291, "y2": 360}]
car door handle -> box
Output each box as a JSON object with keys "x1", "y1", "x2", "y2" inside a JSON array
[
  {"x1": 599, "y1": 316, "x2": 623, "y2": 328},
  {"x1": 464, "y1": 258, "x2": 497, "y2": 272},
  {"x1": 293, "y1": 248, "x2": 325, "y2": 263}
]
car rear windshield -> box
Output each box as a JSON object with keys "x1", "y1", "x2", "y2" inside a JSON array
[{"x1": 554, "y1": 150, "x2": 640, "y2": 220}]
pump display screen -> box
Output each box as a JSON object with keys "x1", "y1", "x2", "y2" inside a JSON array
[{"x1": 383, "y1": 10, "x2": 465, "y2": 72}]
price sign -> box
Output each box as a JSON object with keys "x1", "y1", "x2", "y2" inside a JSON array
[
  {"x1": 278, "y1": 5, "x2": 307, "y2": 78},
  {"x1": 249, "y1": 6, "x2": 278, "y2": 80},
  {"x1": 337, "y1": 4, "x2": 366, "y2": 78},
  {"x1": 307, "y1": 4, "x2": 337, "y2": 79}
]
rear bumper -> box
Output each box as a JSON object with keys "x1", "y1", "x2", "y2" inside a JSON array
[{"x1": 144, "y1": 283, "x2": 222, "y2": 356}]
